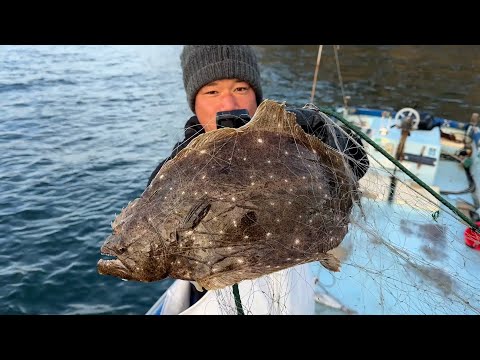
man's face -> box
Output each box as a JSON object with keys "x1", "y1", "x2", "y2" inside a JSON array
[{"x1": 194, "y1": 79, "x2": 258, "y2": 132}]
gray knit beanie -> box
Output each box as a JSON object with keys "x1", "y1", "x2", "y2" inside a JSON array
[{"x1": 180, "y1": 45, "x2": 263, "y2": 113}]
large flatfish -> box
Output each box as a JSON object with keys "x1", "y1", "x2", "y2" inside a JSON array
[{"x1": 98, "y1": 100, "x2": 358, "y2": 290}]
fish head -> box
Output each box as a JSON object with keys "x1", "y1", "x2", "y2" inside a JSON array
[{"x1": 97, "y1": 201, "x2": 169, "y2": 282}]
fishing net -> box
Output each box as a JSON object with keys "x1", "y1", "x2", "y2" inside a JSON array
[
  {"x1": 308, "y1": 107, "x2": 480, "y2": 315},
  {"x1": 175, "y1": 104, "x2": 480, "y2": 315},
  {"x1": 101, "y1": 101, "x2": 480, "y2": 315}
]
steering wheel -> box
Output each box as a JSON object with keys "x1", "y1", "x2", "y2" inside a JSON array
[{"x1": 394, "y1": 107, "x2": 421, "y2": 130}]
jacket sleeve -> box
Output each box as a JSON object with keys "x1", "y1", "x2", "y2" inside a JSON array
[{"x1": 287, "y1": 106, "x2": 369, "y2": 180}]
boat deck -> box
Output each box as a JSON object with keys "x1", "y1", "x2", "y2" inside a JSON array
[{"x1": 312, "y1": 111, "x2": 480, "y2": 314}]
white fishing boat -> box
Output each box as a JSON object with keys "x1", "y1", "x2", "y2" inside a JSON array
[
  {"x1": 146, "y1": 262, "x2": 316, "y2": 315},
  {"x1": 311, "y1": 105, "x2": 480, "y2": 314},
  {"x1": 147, "y1": 104, "x2": 480, "y2": 315}
]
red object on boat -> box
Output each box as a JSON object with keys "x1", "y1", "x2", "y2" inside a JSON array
[{"x1": 464, "y1": 221, "x2": 480, "y2": 250}]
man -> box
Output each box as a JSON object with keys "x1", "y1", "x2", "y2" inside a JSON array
[
  {"x1": 147, "y1": 45, "x2": 369, "y2": 314},
  {"x1": 148, "y1": 45, "x2": 368, "y2": 186}
]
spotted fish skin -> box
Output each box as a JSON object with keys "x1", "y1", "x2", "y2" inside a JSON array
[{"x1": 98, "y1": 100, "x2": 358, "y2": 290}]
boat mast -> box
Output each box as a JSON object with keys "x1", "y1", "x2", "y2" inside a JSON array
[
  {"x1": 310, "y1": 45, "x2": 323, "y2": 103},
  {"x1": 388, "y1": 116, "x2": 414, "y2": 203}
]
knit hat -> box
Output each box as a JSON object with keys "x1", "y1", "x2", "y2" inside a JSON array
[{"x1": 180, "y1": 45, "x2": 263, "y2": 112}]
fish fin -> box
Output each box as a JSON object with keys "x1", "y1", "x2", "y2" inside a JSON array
[
  {"x1": 160, "y1": 128, "x2": 238, "y2": 169},
  {"x1": 184, "y1": 128, "x2": 238, "y2": 152},
  {"x1": 319, "y1": 252, "x2": 341, "y2": 272},
  {"x1": 248, "y1": 100, "x2": 348, "y2": 177},
  {"x1": 190, "y1": 281, "x2": 205, "y2": 292},
  {"x1": 245, "y1": 99, "x2": 297, "y2": 132},
  {"x1": 246, "y1": 100, "x2": 327, "y2": 155}
]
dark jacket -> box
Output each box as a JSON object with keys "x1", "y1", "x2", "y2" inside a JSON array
[{"x1": 147, "y1": 107, "x2": 369, "y2": 186}]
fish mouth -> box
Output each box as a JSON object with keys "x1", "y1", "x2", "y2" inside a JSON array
[
  {"x1": 97, "y1": 257, "x2": 133, "y2": 280},
  {"x1": 97, "y1": 246, "x2": 133, "y2": 280}
]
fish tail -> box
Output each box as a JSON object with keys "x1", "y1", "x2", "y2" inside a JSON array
[{"x1": 319, "y1": 253, "x2": 341, "y2": 272}]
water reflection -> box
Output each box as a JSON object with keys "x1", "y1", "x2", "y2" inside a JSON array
[{"x1": 254, "y1": 45, "x2": 480, "y2": 121}]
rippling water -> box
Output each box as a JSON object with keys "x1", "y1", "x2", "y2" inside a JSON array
[{"x1": 1, "y1": 45, "x2": 479, "y2": 314}]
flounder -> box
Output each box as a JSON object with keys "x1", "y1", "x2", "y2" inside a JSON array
[{"x1": 98, "y1": 100, "x2": 358, "y2": 290}]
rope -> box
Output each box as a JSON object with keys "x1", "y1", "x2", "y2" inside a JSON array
[
  {"x1": 333, "y1": 45, "x2": 349, "y2": 110},
  {"x1": 317, "y1": 106, "x2": 480, "y2": 232},
  {"x1": 232, "y1": 283, "x2": 244, "y2": 315}
]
